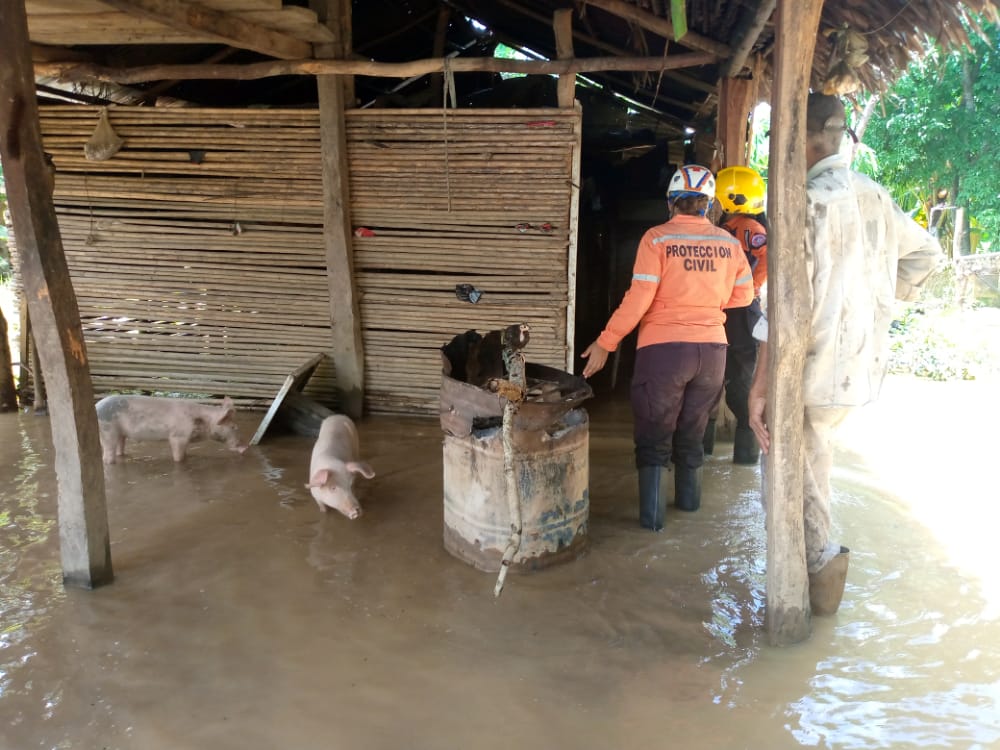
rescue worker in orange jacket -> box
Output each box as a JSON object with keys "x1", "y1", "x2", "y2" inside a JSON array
[
  {"x1": 703, "y1": 166, "x2": 769, "y2": 464},
  {"x1": 581, "y1": 164, "x2": 755, "y2": 531}
]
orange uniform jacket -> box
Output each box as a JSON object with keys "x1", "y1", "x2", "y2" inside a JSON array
[
  {"x1": 596, "y1": 214, "x2": 754, "y2": 351},
  {"x1": 722, "y1": 214, "x2": 768, "y2": 295}
]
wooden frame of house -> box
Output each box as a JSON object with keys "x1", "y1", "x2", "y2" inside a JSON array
[{"x1": 1, "y1": 0, "x2": 995, "y2": 645}]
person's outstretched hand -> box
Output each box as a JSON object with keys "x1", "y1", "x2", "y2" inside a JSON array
[
  {"x1": 748, "y1": 386, "x2": 770, "y2": 455},
  {"x1": 580, "y1": 341, "x2": 609, "y2": 379}
]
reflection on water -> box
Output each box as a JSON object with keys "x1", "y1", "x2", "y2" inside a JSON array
[
  {"x1": 0, "y1": 415, "x2": 61, "y2": 702},
  {"x1": 1, "y1": 377, "x2": 999, "y2": 749}
]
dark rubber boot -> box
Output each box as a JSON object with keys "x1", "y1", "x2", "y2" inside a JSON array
[
  {"x1": 809, "y1": 546, "x2": 850, "y2": 616},
  {"x1": 674, "y1": 464, "x2": 702, "y2": 512},
  {"x1": 638, "y1": 465, "x2": 667, "y2": 531},
  {"x1": 702, "y1": 418, "x2": 717, "y2": 456},
  {"x1": 733, "y1": 426, "x2": 760, "y2": 465}
]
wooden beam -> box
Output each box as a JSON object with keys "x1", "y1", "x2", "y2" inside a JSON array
[
  {"x1": 721, "y1": 0, "x2": 776, "y2": 78},
  {"x1": 764, "y1": 0, "x2": 825, "y2": 645},
  {"x1": 35, "y1": 52, "x2": 718, "y2": 84},
  {"x1": 0, "y1": 1, "x2": 113, "y2": 589},
  {"x1": 583, "y1": 0, "x2": 731, "y2": 58},
  {"x1": 494, "y1": 0, "x2": 715, "y2": 95},
  {"x1": 100, "y1": 0, "x2": 312, "y2": 60},
  {"x1": 554, "y1": 8, "x2": 576, "y2": 108},
  {"x1": 316, "y1": 0, "x2": 364, "y2": 417}
]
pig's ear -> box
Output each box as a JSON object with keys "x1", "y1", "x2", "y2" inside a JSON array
[
  {"x1": 347, "y1": 461, "x2": 375, "y2": 479},
  {"x1": 307, "y1": 469, "x2": 332, "y2": 488},
  {"x1": 218, "y1": 397, "x2": 236, "y2": 421}
]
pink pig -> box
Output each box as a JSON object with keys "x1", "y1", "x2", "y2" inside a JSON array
[
  {"x1": 306, "y1": 415, "x2": 375, "y2": 519},
  {"x1": 95, "y1": 395, "x2": 247, "y2": 464}
]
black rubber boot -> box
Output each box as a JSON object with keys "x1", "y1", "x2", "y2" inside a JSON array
[
  {"x1": 637, "y1": 465, "x2": 667, "y2": 531},
  {"x1": 702, "y1": 418, "x2": 717, "y2": 456},
  {"x1": 733, "y1": 426, "x2": 760, "y2": 465},
  {"x1": 674, "y1": 464, "x2": 702, "y2": 512}
]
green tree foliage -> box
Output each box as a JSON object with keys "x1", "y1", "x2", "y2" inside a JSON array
[{"x1": 862, "y1": 21, "x2": 1000, "y2": 250}]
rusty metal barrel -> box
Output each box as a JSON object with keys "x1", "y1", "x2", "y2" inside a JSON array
[{"x1": 440, "y1": 349, "x2": 593, "y2": 573}]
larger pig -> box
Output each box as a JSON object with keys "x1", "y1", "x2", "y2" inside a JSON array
[
  {"x1": 95, "y1": 395, "x2": 247, "y2": 464},
  {"x1": 306, "y1": 415, "x2": 375, "y2": 519}
]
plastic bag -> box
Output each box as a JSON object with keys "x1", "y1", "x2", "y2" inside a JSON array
[{"x1": 84, "y1": 107, "x2": 124, "y2": 161}]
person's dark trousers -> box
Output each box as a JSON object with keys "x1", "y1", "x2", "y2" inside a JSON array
[
  {"x1": 722, "y1": 305, "x2": 760, "y2": 464},
  {"x1": 632, "y1": 342, "x2": 726, "y2": 521}
]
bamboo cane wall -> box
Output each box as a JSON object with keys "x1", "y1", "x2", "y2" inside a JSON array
[
  {"x1": 33, "y1": 105, "x2": 336, "y2": 407},
  {"x1": 346, "y1": 108, "x2": 579, "y2": 414},
  {"x1": 19, "y1": 105, "x2": 579, "y2": 414}
]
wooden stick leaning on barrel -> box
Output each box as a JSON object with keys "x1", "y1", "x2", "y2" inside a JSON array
[{"x1": 492, "y1": 331, "x2": 529, "y2": 598}]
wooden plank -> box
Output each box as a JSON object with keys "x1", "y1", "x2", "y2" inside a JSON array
[
  {"x1": 0, "y1": 1, "x2": 112, "y2": 589},
  {"x1": 27, "y1": 0, "x2": 284, "y2": 13},
  {"x1": 764, "y1": 0, "x2": 825, "y2": 646},
  {"x1": 250, "y1": 353, "x2": 325, "y2": 445},
  {"x1": 92, "y1": 0, "x2": 312, "y2": 58}
]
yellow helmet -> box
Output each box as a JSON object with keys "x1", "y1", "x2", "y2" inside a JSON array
[{"x1": 716, "y1": 166, "x2": 766, "y2": 215}]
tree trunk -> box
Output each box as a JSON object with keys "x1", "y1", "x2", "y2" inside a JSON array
[
  {"x1": 957, "y1": 56, "x2": 975, "y2": 256},
  {"x1": 0, "y1": 306, "x2": 17, "y2": 411}
]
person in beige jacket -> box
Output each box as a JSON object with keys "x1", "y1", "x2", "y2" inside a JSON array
[{"x1": 747, "y1": 93, "x2": 944, "y2": 615}]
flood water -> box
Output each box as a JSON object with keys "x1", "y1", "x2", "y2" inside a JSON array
[{"x1": 1, "y1": 374, "x2": 998, "y2": 750}]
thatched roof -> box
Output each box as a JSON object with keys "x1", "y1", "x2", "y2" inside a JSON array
[{"x1": 23, "y1": 0, "x2": 1000, "y2": 128}]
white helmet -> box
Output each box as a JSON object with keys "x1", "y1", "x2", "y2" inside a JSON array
[{"x1": 668, "y1": 164, "x2": 716, "y2": 201}]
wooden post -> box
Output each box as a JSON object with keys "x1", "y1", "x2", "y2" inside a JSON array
[
  {"x1": 717, "y1": 76, "x2": 757, "y2": 167},
  {"x1": 30, "y1": 328, "x2": 47, "y2": 412},
  {"x1": 763, "y1": 0, "x2": 824, "y2": 645},
  {"x1": 554, "y1": 8, "x2": 575, "y2": 108},
  {"x1": 566, "y1": 102, "x2": 583, "y2": 371},
  {"x1": 0, "y1": 1, "x2": 112, "y2": 588},
  {"x1": 0, "y1": 306, "x2": 17, "y2": 411},
  {"x1": 314, "y1": 0, "x2": 364, "y2": 418}
]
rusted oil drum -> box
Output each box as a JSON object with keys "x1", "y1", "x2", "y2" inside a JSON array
[{"x1": 442, "y1": 409, "x2": 589, "y2": 572}]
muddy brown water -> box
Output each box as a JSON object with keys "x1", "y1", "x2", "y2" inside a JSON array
[{"x1": 1, "y1": 375, "x2": 998, "y2": 750}]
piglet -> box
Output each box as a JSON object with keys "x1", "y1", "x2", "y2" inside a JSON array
[
  {"x1": 306, "y1": 415, "x2": 375, "y2": 519},
  {"x1": 95, "y1": 395, "x2": 247, "y2": 464}
]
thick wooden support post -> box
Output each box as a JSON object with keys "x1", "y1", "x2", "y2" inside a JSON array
[
  {"x1": 0, "y1": 2, "x2": 112, "y2": 588},
  {"x1": 718, "y1": 76, "x2": 757, "y2": 167},
  {"x1": 554, "y1": 9, "x2": 576, "y2": 108},
  {"x1": 315, "y1": 0, "x2": 364, "y2": 418},
  {"x1": 764, "y1": 0, "x2": 824, "y2": 645}
]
